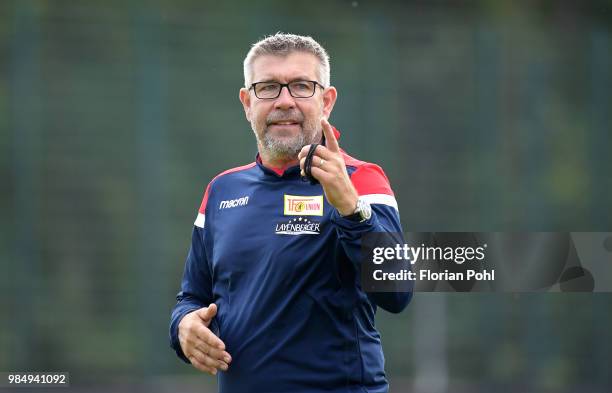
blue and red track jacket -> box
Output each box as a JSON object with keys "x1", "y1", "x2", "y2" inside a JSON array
[{"x1": 170, "y1": 129, "x2": 412, "y2": 393}]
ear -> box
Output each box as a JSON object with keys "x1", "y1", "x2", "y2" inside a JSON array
[
  {"x1": 321, "y1": 86, "x2": 337, "y2": 119},
  {"x1": 239, "y1": 87, "x2": 252, "y2": 121}
]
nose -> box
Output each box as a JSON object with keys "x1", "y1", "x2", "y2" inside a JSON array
[{"x1": 273, "y1": 85, "x2": 296, "y2": 110}]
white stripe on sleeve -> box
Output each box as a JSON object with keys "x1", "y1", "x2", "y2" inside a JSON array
[
  {"x1": 194, "y1": 213, "x2": 206, "y2": 228},
  {"x1": 360, "y1": 194, "x2": 399, "y2": 211}
]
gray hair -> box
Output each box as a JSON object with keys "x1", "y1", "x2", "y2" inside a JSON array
[{"x1": 243, "y1": 33, "x2": 330, "y2": 88}]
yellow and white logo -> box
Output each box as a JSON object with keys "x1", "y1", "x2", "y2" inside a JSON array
[{"x1": 284, "y1": 194, "x2": 324, "y2": 216}]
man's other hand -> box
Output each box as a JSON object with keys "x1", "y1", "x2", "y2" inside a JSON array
[{"x1": 178, "y1": 304, "x2": 232, "y2": 375}]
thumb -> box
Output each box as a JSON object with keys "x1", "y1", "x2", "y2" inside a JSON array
[{"x1": 197, "y1": 303, "x2": 217, "y2": 321}]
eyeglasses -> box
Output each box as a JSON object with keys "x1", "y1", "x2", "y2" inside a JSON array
[{"x1": 249, "y1": 80, "x2": 324, "y2": 99}]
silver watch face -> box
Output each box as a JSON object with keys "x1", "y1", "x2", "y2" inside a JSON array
[{"x1": 357, "y1": 198, "x2": 372, "y2": 221}]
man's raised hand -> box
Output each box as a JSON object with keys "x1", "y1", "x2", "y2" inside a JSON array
[{"x1": 298, "y1": 118, "x2": 359, "y2": 216}]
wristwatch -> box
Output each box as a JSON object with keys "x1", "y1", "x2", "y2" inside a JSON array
[{"x1": 342, "y1": 197, "x2": 372, "y2": 222}]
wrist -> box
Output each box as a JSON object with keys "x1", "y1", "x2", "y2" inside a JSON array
[
  {"x1": 339, "y1": 196, "x2": 373, "y2": 222},
  {"x1": 337, "y1": 195, "x2": 359, "y2": 216}
]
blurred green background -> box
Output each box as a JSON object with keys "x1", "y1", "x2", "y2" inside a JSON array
[{"x1": 1, "y1": 0, "x2": 611, "y2": 392}]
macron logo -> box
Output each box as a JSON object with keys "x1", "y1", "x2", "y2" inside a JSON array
[{"x1": 219, "y1": 196, "x2": 249, "y2": 210}]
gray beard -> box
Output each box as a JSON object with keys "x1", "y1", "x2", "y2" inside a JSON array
[
  {"x1": 260, "y1": 130, "x2": 307, "y2": 160},
  {"x1": 257, "y1": 126, "x2": 320, "y2": 161}
]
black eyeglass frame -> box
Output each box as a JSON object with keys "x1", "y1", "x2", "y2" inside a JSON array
[{"x1": 248, "y1": 80, "x2": 326, "y2": 99}]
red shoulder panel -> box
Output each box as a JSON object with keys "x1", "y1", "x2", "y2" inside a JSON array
[
  {"x1": 198, "y1": 162, "x2": 256, "y2": 214},
  {"x1": 342, "y1": 152, "x2": 394, "y2": 197}
]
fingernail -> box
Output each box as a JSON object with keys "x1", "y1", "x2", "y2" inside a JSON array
[
  {"x1": 221, "y1": 364, "x2": 228, "y2": 371},
  {"x1": 224, "y1": 356, "x2": 231, "y2": 363}
]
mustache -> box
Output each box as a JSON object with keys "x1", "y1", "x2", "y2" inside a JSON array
[{"x1": 266, "y1": 110, "x2": 304, "y2": 125}]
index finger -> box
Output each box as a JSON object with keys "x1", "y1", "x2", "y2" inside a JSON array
[
  {"x1": 321, "y1": 117, "x2": 339, "y2": 153},
  {"x1": 194, "y1": 323, "x2": 226, "y2": 350}
]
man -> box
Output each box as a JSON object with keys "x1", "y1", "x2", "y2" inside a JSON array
[{"x1": 169, "y1": 33, "x2": 412, "y2": 393}]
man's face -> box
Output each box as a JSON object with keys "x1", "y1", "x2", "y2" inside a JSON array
[{"x1": 239, "y1": 52, "x2": 337, "y2": 162}]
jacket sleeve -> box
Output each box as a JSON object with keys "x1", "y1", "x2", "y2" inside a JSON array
[
  {"x1": 169, "y1": 192, "x2": 218, "y2": 363},
  {"x1": 331, "y1": 163, "x2": 413, "y2": 313}
]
